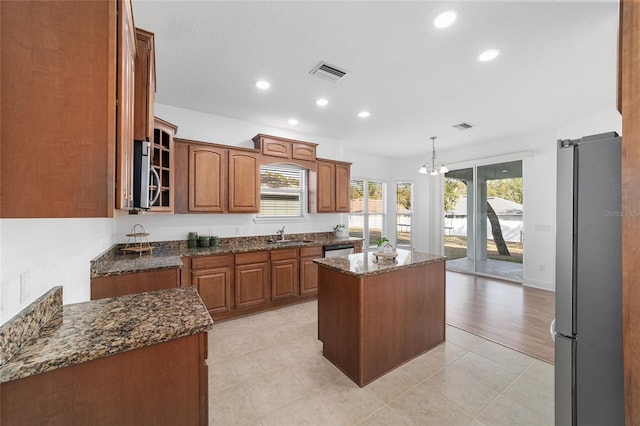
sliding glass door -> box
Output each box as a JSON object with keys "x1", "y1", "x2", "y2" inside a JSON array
[{"x1": 444, "y1": 160, "x2": 523, "y2": 282}]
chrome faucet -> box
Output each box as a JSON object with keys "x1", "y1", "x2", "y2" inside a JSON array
[{"x1": 276, "y1": 226, "x2": 286, "y2": 241}]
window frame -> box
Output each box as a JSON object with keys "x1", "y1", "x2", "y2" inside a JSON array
[{"x1": 254, "y1": 163, "x2": 308, "y2": 223}]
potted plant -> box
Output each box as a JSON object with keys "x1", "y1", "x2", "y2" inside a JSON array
[
  {"x1": 376, "y1": 237, "x2": 389, "y2": 248},
  {"x1": 333, "y1": 224, "x2": 346, "y2": 237}
]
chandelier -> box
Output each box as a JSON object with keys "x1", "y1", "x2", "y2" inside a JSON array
[{"x1": 418, "y1": 136, "x2": 448, "y2": 176}]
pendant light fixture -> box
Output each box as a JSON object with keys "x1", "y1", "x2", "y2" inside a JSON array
[{"x1": 418, "y1": 136, "x2": 448, "y2": 175}]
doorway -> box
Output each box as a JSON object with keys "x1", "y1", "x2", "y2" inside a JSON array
[{"x1": 444, "y1": 160, "x2": 523, "y2": 282}]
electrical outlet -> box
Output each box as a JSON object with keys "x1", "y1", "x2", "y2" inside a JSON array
[{"x1": 20, "y1": 271, "x2": 31, "y2": 303}]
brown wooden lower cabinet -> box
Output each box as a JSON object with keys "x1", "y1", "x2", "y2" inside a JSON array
[
  {"x1": 191, "y1": 254, "x2": 233, "y2": 314},
  {"x1": 270, "y1": 248, "x2": 299, "y2": 301},
  {"x1": 0, "y1": 333, "x2": 209, "y2": 426},
  {"x1": 299, "y1": 246, "x2": 323, "y2": 295},
  {"x1": 234, "y1": 251, "x2": 270, "y2": 309},
  {"x1": 91, "y1": 268, "x2": 180, "y2": 300}
]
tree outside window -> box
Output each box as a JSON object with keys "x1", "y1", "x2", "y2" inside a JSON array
[{"x1": 396, "y1": 182, "x2": 413, "y2": 247}]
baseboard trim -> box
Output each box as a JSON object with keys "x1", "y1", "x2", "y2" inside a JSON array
[{"x1": 523, "y1": 278, "x2": 555, "y2": 291}]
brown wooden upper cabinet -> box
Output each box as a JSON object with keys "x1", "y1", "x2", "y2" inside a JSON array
[
  {"x1": 253, "y1": 134, "x2": 317, "y2": 164},
  {"x1": 228, "y1": 149, "x2": 260, "y2": 213},
  {"x1": 116, "y1": 26, "x2": 155, "y2": 211},
  {"x1": 312, "y1": 159, "x2": 351, "y2": 213},
  {"x1": 174, "y1": 139, "x2": 227, "y2": 213},
  {"x1": 1, "y1": 0, "x2": 121, "y2": 217},
  {"x1": 175, "y1": 140, "x2": 260, "y2": 213},
  {"x1": 133, "y1": 28, "x2": 156, "y2": 142},
  {"x1": 149, "y1": 118, "x2": 177, "y2": 212}
]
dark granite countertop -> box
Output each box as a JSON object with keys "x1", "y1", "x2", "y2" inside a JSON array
[
  {"x1": 91, "y1": 233, "x2": 363, "y2": 278},
  {"x1": 314, "y1": 249, "x2": 445, "y2": 277},
  {"x1": 0, "y1": 286, "x2": 213, "y2": 384}
]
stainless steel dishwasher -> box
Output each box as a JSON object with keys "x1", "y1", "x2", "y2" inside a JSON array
[{"x1": 323, "y1": 243, "x2": 355, "y2": 258}]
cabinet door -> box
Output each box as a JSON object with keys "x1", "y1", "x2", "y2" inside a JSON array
[
  {"x1": 115, "y1": 0, "x2": 136, "y2": 211},
  {"x1": 189, "y1": 145, "x2": 226, "y2": 212},
  {"x1": 150, "y1": 118, "x2": 176, "y2": 212},
  {"x1": 335, "y1": 162, "x2": 351, "y2": 212},
  {"x1": 299, "y1": 256, "x2": 319, "y2": 295},
  {"x1": 235, "y1": 262, "x2": 269, "y2": 309},
  {"x1": 192, "y1": 267, "x2": 232, "y2": 314},
  {"x1": 133, "y1": 28, "x2": 155, "y2": 142},
  {"x1": 271, "y1": 259, "x2": 298, "y2": 301},
  {"x1": 292, "y1": 143, "x2": 316, "y2": 161},
  {"x1": 260, "y1": 137, "x2": 291, "y2": 159},
  {"x1": 228, "y1": 150, "x2": 259, "y2": 212},
  {"x1": 317, "y1": 161, "x2": 336, "y2": 212}
]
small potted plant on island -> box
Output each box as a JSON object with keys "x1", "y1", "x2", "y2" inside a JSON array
[
  {"x1": 376, "y1": 237, "x2": 390, "y2": 252},
  {"x1": 333, "y1": 224, "x2": 346, "y2": 237}
]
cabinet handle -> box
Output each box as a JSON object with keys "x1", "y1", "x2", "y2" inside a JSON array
[{"x1": 149, "y1": 167, "x2": 161, "y2": 206}]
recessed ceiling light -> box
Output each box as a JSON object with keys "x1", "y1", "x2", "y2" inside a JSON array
[
  {"x1": 357, "y1": 111, "x2": 370, "y2": 118},
  {"x1": 316, "y1": 98, "x2": 329, "y2": 106},
  {"x1": 288, "y1": 118, "x2": 298, "y2": 125},
  {"x1": 255, "y1": 80, "x2": 271, "y2": 89},
  {"x1": 434, "y1": 10, "x2": 457, "y2": 29},
  {"x1": 477, "y1": 48, "x2": 501, "y2": 62}
]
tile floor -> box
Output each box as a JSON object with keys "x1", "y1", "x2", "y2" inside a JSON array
[{"x1": 208, "y1": 301, "x2": 554, "y2": 426}]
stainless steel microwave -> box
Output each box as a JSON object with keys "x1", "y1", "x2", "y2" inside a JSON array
[{"x1": 133, "y1": 140, "x2": 160, "y2": 209}]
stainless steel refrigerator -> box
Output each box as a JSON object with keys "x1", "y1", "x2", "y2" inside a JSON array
[{"x1": 554, "y1": 132, "x2": 624, "y2": 425}]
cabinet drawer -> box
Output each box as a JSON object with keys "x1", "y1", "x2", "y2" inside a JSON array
[
  {"x1": 235, "y1": 251, "x2": 269, "y2": 265},
  {"x1": 270, "y1": 248, "x2": 298, "y2": 261},
  {"x1": 300, "y1": 246, "x2": 323, "y2": 257},
  {"x1": 191, "y1": 254, "x2": 234, "y2": 270}
]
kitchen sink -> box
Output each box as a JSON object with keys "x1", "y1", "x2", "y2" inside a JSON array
[{"x1": 268, "y1": 239, "x2": 314, "y2": 245}]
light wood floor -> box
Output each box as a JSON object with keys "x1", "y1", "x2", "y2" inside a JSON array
[{"x1": 446, "y1": 271, "x2": 555, "y2": 364}]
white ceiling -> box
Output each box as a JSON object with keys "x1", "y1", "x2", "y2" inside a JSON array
[{"x1": 132, "y1": 0, "x2": 619, "y2": 158}]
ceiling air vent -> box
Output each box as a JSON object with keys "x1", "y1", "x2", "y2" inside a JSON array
[
  {"x1": 309, "y1": 62, "x2": 349, "y2": 83},
  {"x1": 452, "y1": 122, "x2": 474, "y2": 131}
]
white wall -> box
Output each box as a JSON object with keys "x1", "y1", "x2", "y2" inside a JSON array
[{"x1": 0, "y1": 218, "x2": 115, "y2": 324}]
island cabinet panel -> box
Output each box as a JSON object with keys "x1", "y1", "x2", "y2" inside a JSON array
[
  {"x1": 1, "y1": 0, "x2": 117, "y2": 217},
  {"x1": 234, "y1": 251, "x2": 270, "y2": 309},
  {"x1": 91, "y1": 268, "x2": 180, "y2": 300},
  {"x1": 270, "y1": 248, "x2": 299, "y2": 301},
  {"x1": 228, "y1": 150, "x2": 260, "y2": 213},
  {"x1": 1, "y1": 333, "x2": 208, "y2": 426},
  {"x1": 299, "y1": 246, "x2": 323, "y2": 295}
]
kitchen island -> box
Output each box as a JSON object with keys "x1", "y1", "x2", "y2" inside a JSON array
[{"x1": 314, "y1": 249, "x2": 445, "y2": 387}]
